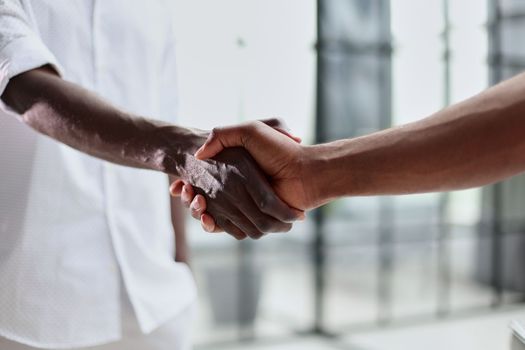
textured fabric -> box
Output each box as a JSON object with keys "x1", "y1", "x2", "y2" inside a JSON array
[
  {"x1": 0, "y1": 0, "x2": 196, "y2": 348},
  {"x1": 0, "y1": 286, "x2": 197, "y2": 350}
]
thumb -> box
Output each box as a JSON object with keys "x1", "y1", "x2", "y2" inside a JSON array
[{"x1": 194, "y1": 126, "x2": 246, "y2": 160}]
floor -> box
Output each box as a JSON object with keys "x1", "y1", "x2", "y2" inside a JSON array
[
  {"x1": 215, "y1": 307, "x2": 525, "y2": 350},
  {"x1": 188, "y1": 216, "x2": 525, "y2": 349},
  {"x1": 344, "y1": 307, "x2": 524, "y2": 350}
]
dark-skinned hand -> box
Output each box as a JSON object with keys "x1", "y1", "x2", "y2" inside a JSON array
[{"x1": 171, "y1": 119, "x2": 306, "y2": 239}]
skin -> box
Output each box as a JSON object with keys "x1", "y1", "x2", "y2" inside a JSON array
[
  {"x1": 177, "y1": 71, "x2": 525, "y2": 233},
  {"x1": 1, "y1": 66, "x2": 304, "y2": 240}
]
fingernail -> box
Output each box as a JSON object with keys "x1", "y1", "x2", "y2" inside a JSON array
[{"x1": 192, "y1": 201, "x2": 201, "y2": 210}]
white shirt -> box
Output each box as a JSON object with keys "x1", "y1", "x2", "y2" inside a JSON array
[{"x1": 0, "y1": 0, "x2": 196, "y2": 348}]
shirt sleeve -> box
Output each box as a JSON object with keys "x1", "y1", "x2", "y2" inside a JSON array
[{"x1": 0, "y1": 0, "x2": 63, "y2": 96}]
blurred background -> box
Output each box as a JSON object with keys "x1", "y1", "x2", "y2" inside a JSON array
[{"x1": 172, "y1": 0, "x2": 525, "y2": 349}]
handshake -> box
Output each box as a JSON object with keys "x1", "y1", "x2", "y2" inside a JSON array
[
  {"x1": 169, "y1": 119, "x2": 320, "y2": 240},
  {"x1": 10, "y1": 68, "x2": 525, "y2": 241}
]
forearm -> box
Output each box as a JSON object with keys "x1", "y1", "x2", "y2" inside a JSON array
[
  {"x1": 1, "y1": 67, "x2": 206, "y2": 175},
  {"x1": 307, "y1": 72, "x2": 525, "y2": 203}
]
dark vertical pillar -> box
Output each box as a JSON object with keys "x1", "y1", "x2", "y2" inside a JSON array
[
  {"x1": 437, "y1": 0, "x2": 452, "y2": 318},
  {"x1": 487, "y1": 0, "x2": 504, "y2": 308},
  {"x1": 312, "y1": 0, "x2": 327, "y2": 335},
  {"x1": 315, "y1": 0, "x2": 393, "y2": 331},
  {"x1": 376, "y1": 0, "x2": 394, "y2": 326}
]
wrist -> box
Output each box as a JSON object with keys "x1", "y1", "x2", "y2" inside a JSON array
[
  {"x1": 303, "y1": 142, "x2": 355, "y2": 208},
  {"x1": 153, "y1": 125, "x2": 209, "y2": 176},
  {"x1": 302, "y1": 145, "x2": 329, "y2": 208}
]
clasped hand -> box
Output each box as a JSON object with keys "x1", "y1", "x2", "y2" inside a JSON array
[{"x1": 171, "y1": 119, "x2": 307, "y2": 240}]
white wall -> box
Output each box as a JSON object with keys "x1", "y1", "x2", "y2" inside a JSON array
[{"x1": 172, "y1": 0, "x2": 317, "y2": 142}]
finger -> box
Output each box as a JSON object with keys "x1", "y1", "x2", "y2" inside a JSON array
[
  {"x1": 229, "y1": 212, "x2": 266, "y2": 240},
  {"x1": 217, "y1": 219, "x2": 248, "y2": 240},
  {"x1": 194, "y1": 126, "x2": 243, "y2": 160},
  {"x1": 246, "y1": 173, "x2": 305, "y2": 223},
  {"x1": 190, "y1": 195, "x2": 207, "y2": 220},
  {"x1": 181, "y1": 184, "x2": 195, "y2": 208},
  {"x1": 184, "y1": 183, "x2": 263, "y2": 239},
  {"x1": 192, "y1": 192, "x2": 262, "y2": 239},
  {"x1": 195, "y1": 121, "x2": 301, "y2": 162},
  {"x1": 201, "y1": 213, "x2": 223, "y2": 233},
  {"x1": 236, "y1": 189, "x2": 293, "y2": 233},
  {"x1": 213, "y1": 203, "x2": 266, "y2": 239},
  {"x1": 170, "y1": 180, "x2": 185, "y2": 197}
]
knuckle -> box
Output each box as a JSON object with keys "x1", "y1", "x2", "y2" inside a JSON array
[
  {"x1": 210, "y1": 127, "x2": 223, "y2": 136},
  {"x1": 258, "y1": 193, "x2": 275, "y2": 210},
  {"x1": 245, "y1": 122, "x2": 261, "y2": 135}
]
